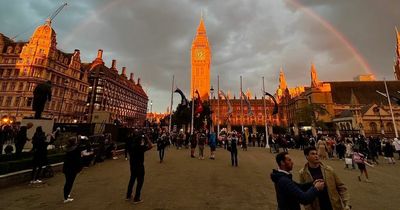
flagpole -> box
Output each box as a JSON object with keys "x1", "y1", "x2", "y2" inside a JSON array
[
  {"x1": 384, "y1": 78, "x2": 398, "y2": 138},
  {"x1": 191, "y1": 88, "x2": 195, "y2": 135},
  {"x1": 169, "y1": 75, "x2": 174, "y2": 133},
  {"x1": 263, "y1": 76, "x2": 270, "y2": 148},
  {"x1": 217, "y1": 75, "x2": 220, "y2": 138},
  {"x1": 240, "y1": 76, "x2": 244, "y2": 133}
]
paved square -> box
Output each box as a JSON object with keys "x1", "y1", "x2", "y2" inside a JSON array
[{"x1": 0, "y1": 147, "x2": 399, "y2": 210}]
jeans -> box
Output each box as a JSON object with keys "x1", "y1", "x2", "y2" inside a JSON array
[
  {"x1": 159, "y1": 148, "x2": 165, "y2": 161},
  {"x1": 64, "y1": 172, "x2": 77, "y2": 199},
  {"x1": 127, "y1": 166, "x2": 145, "y2": 200},
  {"x1": 230, "y1": 150, "x2": 238, "y2": 166}
]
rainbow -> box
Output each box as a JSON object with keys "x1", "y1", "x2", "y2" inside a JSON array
[
  {"x1": 62, "y1": 0, "x2": 374, "y2": 75},
  {"x1": 287, "y1": 0, "x2": 374, "y2": 75}
]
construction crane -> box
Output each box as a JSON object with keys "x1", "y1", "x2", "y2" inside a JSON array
[
  {"x1": 11, "y1": 2, "x2": 68, "y2": 41},
  {"x1": 45, "y1": 2, "x2": 68, "y2": 24}
]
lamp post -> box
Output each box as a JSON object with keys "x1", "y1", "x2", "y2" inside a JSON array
[
  {"x1": 15, "y1": 91, "x2": 23, "y2": 122},
  {"x1": 150, "y1": 100, "x2": 153, "y2": 122},
  {"x1": 210, "y1": 86, "x2": 214, "y2": 132},
  {"x1": 58, "y1": 79, "x2": 69, "y2": 123}
]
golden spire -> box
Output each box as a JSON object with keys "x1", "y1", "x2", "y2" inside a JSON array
[{"x1": 279, "y1": 67, "x2": 287, "y2": 90}]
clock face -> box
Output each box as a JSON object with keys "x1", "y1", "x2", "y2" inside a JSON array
[{"x1": 195, "y1": 49, "x2": 205, "y2": 60}]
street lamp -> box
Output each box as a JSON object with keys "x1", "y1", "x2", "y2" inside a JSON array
[
  {"x1": 210, "y1": 86, "x2": 214, "y2": 131},
  {"x1": 58, "y1": 79, "x2": 69, "y2": 123},
  {"x1": 150, "y1": 100, "x2": 153, "y2": 122},
  {"x1": 15, "y1": 91, "x2": 23, "y2": 121}
]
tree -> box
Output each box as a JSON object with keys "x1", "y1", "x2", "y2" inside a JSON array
[{"x1": 295, "y1": 104, "x2": 329, "y2": 128}]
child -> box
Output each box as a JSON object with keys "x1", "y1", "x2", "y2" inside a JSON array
[{"x1": 353, "y1": 149, "x2": 371, "y2": 182}]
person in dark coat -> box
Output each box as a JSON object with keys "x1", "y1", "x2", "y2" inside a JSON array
[
  {"x1": 271, "y1": 152, "x2": 324, "y2": 210},
  {"x1": 30, "y1": 126, "x2": 48, "y2": 183},
  {"x1": 157, "y1": 132, "x2": 168, "y2": 163},
  {"x1": 63, "y1": 137, "x2": 84, "y2": 203},
  {"x1": 15, "y1": 123, "x2": 33, "y2": 158},
  {"x1": 126, "y1": 130, "x2": 153, "y2": 204},
  {"x1": 32, "y1": 81, "x2": 52, "y2": 119},
  {"x1": 229, "y1": 132, "x2": 239, "y2": 167}
]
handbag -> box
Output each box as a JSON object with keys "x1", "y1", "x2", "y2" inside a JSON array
[{"x1": 345, "y1": 158, "x2": 353, "y2": 165}]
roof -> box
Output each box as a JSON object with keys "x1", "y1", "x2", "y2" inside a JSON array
[{"x1": 328, "y1": 81, "x2": 400, "y2": 105}]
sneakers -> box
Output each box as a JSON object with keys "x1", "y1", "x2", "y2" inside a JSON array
[
  {"x1": 30, "y1": 180, "x2": 42, "y2": 184},
  {"x1": 365, "y1": 179, "x2": 372, "y2": 183},
  {"x1": 63, "y1": 198, "x2": 74, "y2": 203},
  {"x1": 133, "y1": 199, "x2": 143, "y2": 204}
]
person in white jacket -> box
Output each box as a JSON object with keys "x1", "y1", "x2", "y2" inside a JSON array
[{"x1": 393, "y1": 138, "x2": 400, "y2": 160}]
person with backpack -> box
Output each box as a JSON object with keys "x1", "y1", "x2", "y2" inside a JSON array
[{"x1": 63, "y1": 137, "x2": 85, "y2": 203}]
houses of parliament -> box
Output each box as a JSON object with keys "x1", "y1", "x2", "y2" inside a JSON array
[{"x1": 190, "y1": 16, "x2": 400, "y2": 137}]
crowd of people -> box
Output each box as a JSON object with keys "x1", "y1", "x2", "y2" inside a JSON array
[{"x1": 3, "y1": 122, "x2": 400, "y2": 208}]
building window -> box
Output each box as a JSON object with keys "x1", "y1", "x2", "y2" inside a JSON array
[
  {"x1": 5, "y1": 96, "x2": 12, "y2": 107},
  {"x1": 0, "y1": 96, "x2": 3, "y2": 106},
  {"x1": 14, "y1": 97, "x2": 21, "y2": 107},
  {"x1": 387, "y1": 122, "x2": 394, "y2": 132},
  {"x1": 18, "y1": 82, "x2": 24, "y2": 91},
  {"x1": 27, "y1": 97, "x2": 33, "y2": 107},
  {"x1": 9, "y1": 82, "x2": 16, "y2": 91},
  {"x1": 2, "y1": 82, "x2": 7, "y2": 91},
  {"x1": 370, "y1": 122, "x2": 378, "y2": 133}
]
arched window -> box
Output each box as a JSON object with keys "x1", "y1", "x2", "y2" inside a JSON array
[
  {"x1": 387, "y1": 122, "x2": 394, "y2": 132},
  {"x1": 370, "y1": 122, "x2": 378, "y2": 133},
  {"x1": 7, "y1": 46, "x2": 13, "y2": 53},
  {"x1": 346, "y1": 123, "x2": 351, "y2": 130}
]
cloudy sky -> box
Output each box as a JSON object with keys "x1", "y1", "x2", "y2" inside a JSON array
[{"x1": 0, "y1": 0, "x2": 399, "y2": 112}]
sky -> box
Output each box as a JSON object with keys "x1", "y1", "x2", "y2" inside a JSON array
[{"x1": 0, "y1": 0, "x2": 399, "y2": 113}]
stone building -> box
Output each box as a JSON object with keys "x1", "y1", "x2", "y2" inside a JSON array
[
  {"x1": 0, "y1": 20, "x2": 89, "y2": 123},
  {"x1": 84, "y1": 50, "x2": 148, "y2": 127}
]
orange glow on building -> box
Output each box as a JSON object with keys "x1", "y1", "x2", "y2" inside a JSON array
[{"x1": 191, "y1": 16, "x2": 211, "y2": 101}]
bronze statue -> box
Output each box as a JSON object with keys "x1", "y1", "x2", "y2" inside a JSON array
[{"x1": 32, "y1": 81, "x2": 52, "y2": 119}]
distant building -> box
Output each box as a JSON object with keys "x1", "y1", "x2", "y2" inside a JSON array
[
  {"x1": 147, "y1": 112, "x2": 169, "y2": 124},
  {"x1": 0, "y1": 20, "x2": 89, "y2": 123},
  {"x1": 84, "y1": 50, "x2": 148, "y2": 127},
  {"x1": 353, "y1": 74, "x2": 376, "y2": 81}
]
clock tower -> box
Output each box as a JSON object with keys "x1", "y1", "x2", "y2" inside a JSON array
[{"x1": 191, "y1": 16, "x2": 211, "y2": 100}]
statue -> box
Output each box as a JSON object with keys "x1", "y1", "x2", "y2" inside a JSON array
[{"x1": 32, "y1": 81, "x2": 52, "y2": 119}]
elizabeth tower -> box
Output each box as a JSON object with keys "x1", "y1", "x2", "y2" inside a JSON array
[{"x1": 191, "y1": 16, "x2": 211, "y2": 101}]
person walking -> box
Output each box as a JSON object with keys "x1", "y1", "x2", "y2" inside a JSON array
[
  {"x1": 209, "y1": 131, "x2": 216, "y2": 160},
  {"x1": 392, "y1": 138, "x2": 400, "y2": 160},
  {"x1": 30, "y1": 126, "x2": 48, "y2": 184},
  {"x1": 352, "y1": 148, "x2": 371, "y2": 182},
  {"x1": 316, "y1": 138, "x2": 328, "y2": 160},
  {"x1": 229, "y1": 132, "x2": 239, "y2": 167},
  {"x1": 271, "y1": 152, "x2": 325, "y2": 210},
  {"x1": 63, "y1": 137, "x2": 85, "y2": 203},
  {"x1": 126, "y1": 130, "x2": 153, "y2": 204},
  {"x1": 14, "y1": 123, "x2": 33, "y2": 159},
  {"x1": 197, "y1": 130, "x2": 206, "y2": 160},
  {"x1": 299, "y1": 147, "x2": 351, "y2": 210},
  {"x1": 190, "y1": 131, "x2": 198, "y2": 158},
  {"x1": 383, "y1": 138, "x2": 395, "y2": 164},
  {"x1": 157, "y1": 132, "x2": 168, "y2": 163}
]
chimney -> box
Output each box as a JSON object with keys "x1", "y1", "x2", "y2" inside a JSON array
[
  {"x1": 111, "y1": 59, "x2": 116, "y2": 69},
  {"x1": 97, "y1": 49, "x2": 103, "y2": 59},
  {"x1": 130, "y1": 73, "x2": 134, "y2": 81},
  {"x1": 121, "y1": 67, "x2": 127, "y2": 76},
  {"x1": 137, "y1": 77, "x2": 141, "y2": 85}
]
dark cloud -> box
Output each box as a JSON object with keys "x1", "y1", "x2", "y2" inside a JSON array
[{"x1": 0, "y1": 0, "x2": 398, "y2": 112}]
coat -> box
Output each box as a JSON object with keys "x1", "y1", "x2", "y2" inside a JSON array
[{"x1": 299, "y1": 163, "x2": 350, "y2": 210}]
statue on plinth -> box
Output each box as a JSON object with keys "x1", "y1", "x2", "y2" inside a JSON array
[{"x1": 32, "y1": 81, "x2": 52, "y2": 119}]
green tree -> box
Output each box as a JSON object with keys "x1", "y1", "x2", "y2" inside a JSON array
[{"x1": 295, "y1": 104, "x2": 328, "y2": 128}]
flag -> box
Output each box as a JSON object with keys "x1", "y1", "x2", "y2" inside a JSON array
[
  {"x1": 174, "y1": 87, "x2": 188, "y2": 107},
  {"x1": 219, "y1": 90, "x2": 233, "y2": 120},
  {"x1": 264, "y1": 91, "x2": 278, "y2": 115},
  {"x1": 241, "y1": 91, "x2": 254, "y2": 116}
]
